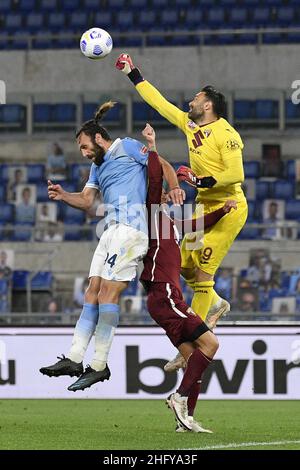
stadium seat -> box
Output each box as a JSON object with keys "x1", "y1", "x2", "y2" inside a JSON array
[
  {"x1": 11, "y1": 31, "x2": 29, "y2": 50},
  {"x1": 13, "y1": 270, "x2": 29, "y2": 290},
  {"x1": 69, "y1": 12, "x2": 89, "y2": 29},
  {"x1": 52, "y1": 104, "x2": 76, "y2": 123},
  {"x1": 64, "y1": 206, "x2": 86, "y2": 224},
  {"x1": 63, "y1": 227, "x2": 83, "y2": 241},
  {"x1": 256, "y1": 180, "x2": 272, "y2": 200},
  {"x1": 133, "y1": 102, "x2": 151, "y2": 123},
  {"x1": 0, "y1": 105, "x2": 26, "y2": 125},
  {"x1": 286, "y1": 160, "x2": 296, "y2": 179},
  {"x1": 234, "y1": 100, "x2": 253, "y2": 120},
  {"x1": 33, "y1": 30, "x2": 54, "y2": 49},
  {"x1": 185, "y1": 9, "x2": 204, "y2": 27},
  {"x1": 286, "y1": 200, "x2": 300, "y2": 221},
  {"x1": 276, "y1": 7, "x2": 295, "y2": 25},
  {"x1": 152, "y1": 0, "x2": 169, "y2": 7},
  {"x1": 5, "y1": 14, "x2": 23, "y2": 30},
  {"x1": 139, "y1": 11, "x2": 157, "y2": 28},
  {"x1": 12, "y1": 224, "x2": 33, "y2": 242},
  {"x1": 70, "y1": 163, "x2": 90, "y2": 181},
  {"x1": 207, "y1": 8, "x2": 226, "y2": 27},
  {"x1": 246, "y1": 201, "x2": 256, "y2": 221},
  {"x1": 237, "y1": 226, "x2": 260, "y2": 239},
  {"x1": 39, "y1": 0, "x2": 57, "y2": 12},
  {"x1": 48, "y1": 12, "x2": 65, "y2": 30},
  {"x1": 33, "y1": 103, "x2": 52, "y2": 123},
  {"x1": 255, "y1": 100, "x2": 278, "y2": 119},
  {"x1": 61, "y1": 0, "x2": 80, "y2": 10},
  {"x1": 244, "y1": 161, "x2": 260, "y2": 179},
  {"x1": 27, "y1": 164, "x2": 45, "y2": 183},
  {"x1": 251, "y1": 7, "x2": 271, "y2": 25},
  {"x1": 0, "y1": 186, "x2": 5, "y2": 202},
  {"x1": 229, "y1": 8, "x2": 248, "y2": 26},
  {"x1": 285, "y1": 100, "x2": 300, "y2": 119},
  {"x1": 18, "y1": 0, "x2": 36, "y2": 11},
  {"x1": 26, "y1": 13, "x2": 44, "y2": 32},
  {"x1": 0, "y1": 0, "x2": 12, "y2": 12},
  {"x1": 94, "y1": 12, "x2": 113, "y2": 29},
  {"x1": 36, "y1": 183, "x2": 49, "y2": 202},
  {"x1": 31, "y1": 271, "x2": 53, "y2": 290},
  {"x1": 160, "y1": 10, "x2": 179, "y2": 28},
  {"x1": 273, "y1": 180, "x2": 294, "y2": 200},
  {"x1": 84, "y1": 0, "x2": 100, "y2": 8}
]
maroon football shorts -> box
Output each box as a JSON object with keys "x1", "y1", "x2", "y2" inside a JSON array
[{"x1": 146, "y1": 282, "x2": 209, "y2": 347}]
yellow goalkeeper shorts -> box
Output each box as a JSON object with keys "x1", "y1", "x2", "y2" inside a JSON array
[{"x1": 181, "y1": 199, "x2": 248, "y2": 276}]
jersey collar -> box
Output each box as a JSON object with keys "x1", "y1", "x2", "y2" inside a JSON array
[{"x1": 104, "y1": 138, "x2": 122, "y2": 160}]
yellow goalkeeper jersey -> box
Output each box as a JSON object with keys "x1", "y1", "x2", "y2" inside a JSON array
[{"x1": 136, "y1": 80, "x2": 246, "y2": 204}]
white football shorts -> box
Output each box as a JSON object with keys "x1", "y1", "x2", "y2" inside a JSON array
[{"x1": 89, "y1": 223, "x2": 148, "y2": 282}]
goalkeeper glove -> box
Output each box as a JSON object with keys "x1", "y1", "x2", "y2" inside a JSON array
[
  {"x1": 176, "y1": 165, "x2": 216, "y2": 188},
  {"x1": 115, "y1": 53, "x2": 135, "y2": 74}
]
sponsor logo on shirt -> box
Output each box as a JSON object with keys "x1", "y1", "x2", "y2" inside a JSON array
[
  {"x1": 204, "y1": 129, "x2": 212, "y2": 138},
  {"x1": 140, "y1": 145, "x2": 148, "y2": 154},
  {"x1": 187, "y1": 120, "x2": 197, "y2": 130},
  {"x1": 226, "y1": 139, "x2": 240, "y2": 150}
]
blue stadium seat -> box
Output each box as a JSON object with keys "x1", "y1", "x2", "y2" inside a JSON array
[
  {"x1": 160, "y1": 10, "x2": 179, "y2": 27},
  {"x1": 64, "y1": 228, "x2": 82, "y2": 241},
  {"x1": 33, "y1": 103, "x2": 52, "y2": 123},
  {"x1": 64, "y1": 206, "x2": 86, "y2": 224},
  {"x1": 0, "y1": 105, "x2": 26, "y2": 125},
  {"x1": 0, "y1": 186, "x2": 5, "y2": 202},
  {"x1": 13, "y1": 270, "x2": 28, "y2": 290},
  {"x1": 255, "y1": 100, "x2": 278, "y2": 119},
  {"x1": 263, "y1": 32, "x2": 283, "y2": 44},
  {"x1": 139, "y1": 11, "x2": 157, "y2": 28},
  {"x1": 48, "y1": 12, "x2": 66, "y2": 30},
  {"x1": 152, "y1": 0, "x2": 169, "y2": 6},
  {"x1": 52, "y1": 104, "x2": 76, "y2": 123},
  {"x1": 185, "y1": 9, "x2": 203, "y2": 26},
  {"x1": 94, "y1": 12, "x2": 114, "y2": 29},
  {"x1": 70, "y1": 163, "x2": 90, "y2": 181},
  {"x1": 273, "y1": 180, "x2": 294, "y2": 200},
  {"x1": 55, "y1": 30, "x2": 75, "y2": 48},
  {"x1": 286, "y1": 160, "x2": 296, "y2": 179},
  {"x1": 130, "y1": 0, "x2": 148, "y2": 8},
  {"x1": 229, "y1": 8, "x2": 248, "y2": 25},
  {"x1": 5, "y1": 14, "x2": 23, "y2": 31},
  {"x1": 276, "y1": 7, "x2": 295, "y2": 25},
  {"x1": 0, "y1": 0, "x2": 12, "y2": 12},
  {"x1": 27, "y1": 164, "x2": 45, "y2": 183},
  {"x1": 33, "y1": 30, "x2": 54, "y2": 49},
  {"x1": 12, "y1": 224, "x2": 33, "y2": 242},
  {"x1": 247, "y1": 201, "x2": 256, "y2": 221},
  {"x1": 11, "y1": 31, "x2": 29, "y2": 50},
  {"x1": 36, "y1": 183, "x2": 48, "y2": 202},
  {"x1": 122, "y1": 276, "x2": 139, "y2": 295},
  {"x1": 286, "y1": 100, "x2": 300, "y2": 119},
  {"x1": 31, "y1": 271, "x2": 53, "y2": 290},
  {"x1": 244, "y1": 161, "x2": 260, "y2": 178},
  {"x1": 39, "y1": 0, "x2": 57, "y2": 12},
  {"x1": 256, "y1": 180, "x2": 272, "y2": 199},
  {"x1": 237, "y1": 226, "x2": 260, "y2": 239},
  {"x1": 60, "y1": 182, "x2": 77, "y2": 193},
  {"x1": 236, "y1": 33, "x2": 257, "y2": 45},
  {"x1": 69, "y1": 12, "x2": 89, "y2": 29},
  {"x1": 26, "y1": 13, "x2": 44, "y2": 32},
  {"x1": 286, "y1": 200, "x2": 300, "y2": 220},
  {"x1": 251, "y1": 7, "x2": 271, "y2": 25},
  {"x1": 285, "y1": 32, "x2": 300, "y2": 43},
  {"x1": 234, "y1": 100, "x2": 253, "y2": 119},
  {"x1": 18, "y1": 0, "x2": 36, "y2": 11},
  {"x1": 84, "y1": 0, "x2": 100, "y2": 8},
  {"x1": 133, "y1": 102, "x2": 151, "y2": 122},
  {"x1": 61, "y1": 0, "x2": 80, "y2": 10},
  {"x1": 207, "y1": 8, "x2": 225, "y2": 26}
]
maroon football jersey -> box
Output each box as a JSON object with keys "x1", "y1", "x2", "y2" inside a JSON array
[{"x1": 140, "y1": 151, "x2": 226, "y2": 291}]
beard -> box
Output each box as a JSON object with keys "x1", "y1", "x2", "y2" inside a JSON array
[
  {"x1": 90, "y1": 142, "x2": 106, "y2": 166},
  {"x1": 188, "y1": 107, "x2": 204, "y2": 121}
]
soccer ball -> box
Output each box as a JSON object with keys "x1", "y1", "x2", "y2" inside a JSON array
[{"x1": 80, "y1": 28, "x2": 113, "y2": 60}]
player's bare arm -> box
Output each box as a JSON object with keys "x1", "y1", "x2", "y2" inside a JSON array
[{"x1": 48, "y1": 179, "x2": 97, "y2": 211}]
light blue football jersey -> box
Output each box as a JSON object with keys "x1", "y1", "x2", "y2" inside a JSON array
[{"x1": 85, "y1": 137, "x2": 149, "y2": 234}]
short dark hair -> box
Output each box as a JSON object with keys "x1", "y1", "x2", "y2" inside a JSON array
[
  {"x1": 201, "y1": 85, "x2": 226, "y2": 118},
  {"x1": 75, "y1": 101, "x2": 116, "y2": 141}
]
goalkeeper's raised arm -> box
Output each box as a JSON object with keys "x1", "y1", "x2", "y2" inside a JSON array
[{"x1": 116, "y1": 53, "x2": 186, "y2": 132}]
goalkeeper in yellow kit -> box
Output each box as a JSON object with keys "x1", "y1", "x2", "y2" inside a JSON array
[{"x1": 116, "y1": 53, "x2": 248, "y2": 368}]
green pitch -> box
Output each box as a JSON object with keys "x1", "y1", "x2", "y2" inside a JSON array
[{"x1": 0, "y1": 399, "x2": 299, "y2": 450}]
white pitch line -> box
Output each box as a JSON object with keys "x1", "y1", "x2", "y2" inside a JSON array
[{"x1": 181, "y1": 439, "x2": 300, "y2": 450}]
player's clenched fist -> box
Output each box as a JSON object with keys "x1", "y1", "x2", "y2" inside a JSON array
[
  {"x1": 115, "y1": 53, "x2": 135, "y2": 74},
  {"x1": 47, "y1": 179, "x2": 64, "y2": 201}
]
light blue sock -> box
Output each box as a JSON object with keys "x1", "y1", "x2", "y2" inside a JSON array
[
  {"x1": 91, "y1": 303, "x2": 120, "y2": 371},
  {"x1": 68, "y1": 303, "x2": 99, "y2": 363}
]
